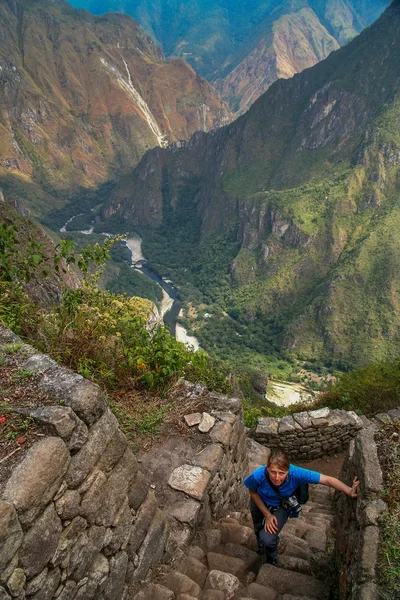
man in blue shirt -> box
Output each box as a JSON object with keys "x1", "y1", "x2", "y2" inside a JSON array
[{"x1": 244, "y1": 448, "x2": 359, "y2": 566}]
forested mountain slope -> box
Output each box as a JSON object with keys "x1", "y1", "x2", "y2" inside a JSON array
[
  {"x1": 101, "y1": 0, "x2": 400, "y2": 371},
  {"x1": 0, "y1": 0, "x2": 230, "y2": 212},
  {"x1": 68, "y1": 0, "x2": 390, "y2": 112}
]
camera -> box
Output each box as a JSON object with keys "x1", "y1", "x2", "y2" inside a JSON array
[{"x1": 281, "y1": 495, "x2": 302, "y2": 514}]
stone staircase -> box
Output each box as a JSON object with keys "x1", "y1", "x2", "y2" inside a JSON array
[{"x1": 130, "y1": 484, "x2": 335, "y2": 600}]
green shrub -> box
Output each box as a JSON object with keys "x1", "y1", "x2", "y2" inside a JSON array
[{"x1": 321, "y1": 360, "x2": 400, "y2": 416}]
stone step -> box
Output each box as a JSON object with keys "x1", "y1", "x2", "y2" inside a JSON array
[
  {"x1": 176, "y1": 555, "x2": 209, "y2": 588},
  {"x1": 131, "y1": 583, "x2": 174, "y2": 600},
  {"x1": 219, "y1": 523, "x2": 257, "y2": 550},
  {"x1": 207, "y1": 552, "x2": 247, "y2": 579},
  {"x1": 235, "y1": 581, "x2": 279, "y2": 599},
  {"x1": 161, "y1": 571, "x2": 202, "y2": 598},
  {"x1": 220, "y1": 543, "x2": 260, "y2": 571},
  {"x1": 204, "y1": 569, "x2": 242, "y2": 599},
  {"x1": 256, "y1": 564, "x2": 329, "y2": 599},
  {"x1": 202, "y1": 590, "x2": 226, "y2": 600},
  {"x1": 278, "y1": 555, "x2": 312, "y2": 575}
]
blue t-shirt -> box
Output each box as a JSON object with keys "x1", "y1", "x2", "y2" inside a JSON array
[{"x1": 244, "y1": 464, "x2": 320, "y2": 507}]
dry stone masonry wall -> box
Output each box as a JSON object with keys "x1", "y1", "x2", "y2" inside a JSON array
[
  {"x1": 165, "y1": 380, "x2": 249, "y2": 543},
  {"x1": 251, "y1": 407, "x2": 364, "y2": 459},
  {"x1": 0, "y1": 327, "x2": 249, "y2": 600},
  {"x1": 334, "y1": 408, "x2": 400, "y2": 600},
  {"x1": 0, "y1": 327, "x2": 170, "y2": 600}
]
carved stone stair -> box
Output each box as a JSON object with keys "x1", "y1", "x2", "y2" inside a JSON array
[{"x1": 130, "y1": 483, "x2": 335, "y2": 599}]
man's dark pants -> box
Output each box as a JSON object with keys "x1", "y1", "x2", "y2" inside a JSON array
[{"x1": 250, "y1": 499, "x2": 289, "y2": 563}]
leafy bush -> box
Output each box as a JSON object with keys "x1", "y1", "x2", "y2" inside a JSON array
[{"x1": 321, "y1": 360, "x2": 400, "y2": 416}]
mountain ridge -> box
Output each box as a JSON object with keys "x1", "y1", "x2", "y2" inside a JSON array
[
  {"x1": 0, "y1": 0, "x2": 231, "y2": 216},
  {"x1": 100, "y1": 0, "x2": 400, "y2": 371},
  {"x1": 68, "y1": 0, "x2": 390, "y2": 112}
]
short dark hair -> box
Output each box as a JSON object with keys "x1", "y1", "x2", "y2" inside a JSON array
[{"x1": 267, "y1": 449, "x2": 290, "y2": 471}]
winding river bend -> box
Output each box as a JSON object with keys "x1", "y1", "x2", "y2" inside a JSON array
[
  {"x1": 60, "y1": 217, "x2": 199, "y2": 350},
  {"x1": 126, "y1": 235, "x2": 199, "y2": 350}
]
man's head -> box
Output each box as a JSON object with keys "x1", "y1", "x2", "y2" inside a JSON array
[{"x1": 267, "y1": 449, "x2": 289, "y2": 486}]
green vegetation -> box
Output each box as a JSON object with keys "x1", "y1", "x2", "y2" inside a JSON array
[
  {"x1": 0, "y1": 219, "x2": 232, "y2": 401},
  {"x1": 376, "y1": 423, "x2": 400, "y2": 599},
  {"x1": 321, "y1": 360, "x2": 400, "y2": 416}
]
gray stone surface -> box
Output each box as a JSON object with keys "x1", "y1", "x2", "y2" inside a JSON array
[
  {"x1": 309, "y1": 408, "x2": 330, "y2": 419},
  {"x1": 96, "y1": 431, "x2": 127, "y2": 473},
  {"x1": 40, "y1": 368, "x2": 107, "y2": 426},
  {"x1": 80, "y1": 471, "x2": 108, "y2": 523},
  {"x1": 360, "y1": 527, "x2": 379, "y2": 581},
  {"x1": 24, "y1": 406, "x2": 88, "y2": 451},
  {"x1": 278, "y1": 416, "x2": 297, "y2": 433},
  {"x1": 207, "y1": 553, "x2": 246, "y2": 578},
  {"x1": 170, "y1": 499, "x2": 201, "y2": 526},
  {"x1": 56, "y1": 581, "x2": 77, "y2": 600},
  {"x1": 387, "y1": 407, "x2": 400, "y2": 421},
  {"x1": 22, "y1": 353, "x2": 59, "y2": 374},
  {"x1": 6, "y1": 568, "x2": 26, "y2": 597},
  {"x1": 257, "y1": 564, "x2": 328, "y2": 598},
  {"x1": 293, "y1": 412, "x2": 312, "y2": 429},
  {"x1": 184, "y1": 413, "x2": 202, "y2": 427},
  {"x1": 162, "y1": 572, "x2": 201, "y2": 598},
  {"x1": 0, "y1": 503, "x2": 23, "y2": 574},
  {"x1": 55, "y1": 490, "x2": 81, "y2": 521},
  {"x1": 19, "y1": 504, "x2": 62, "y2": 578},
  {"x1": 31, "y1": 567, "x2": 61, "y2": 600},
  {"x1": 0, "y1": 326, "x2": 22, "y2": 345},
  {"x1": 245, "y1": 582, "x2": 279, "y2": 599},
  {"x1": 0, "y1": 586, "x2": 11, "y2": 600},
  {"x1": 51, "y1": 516, "x2": 88, "y2": 567},
  {"x1": 209, "y1": 422, "x2": 232, "y2": 446},
  {"x1": 65, "y1": 410, "x2": 119, "y2": 488},
  {"x1": 127, "y1": 490, "x2": 157, "y2": 560},
  {"x1": 204, "y1": 570, "x2": 240, "y2": 599},
  {"x1": 198, "y1": 413, "x2": 215, "y2": 433},
  {"x1": 95, "y1": 450, "x2": 138, "y2": 526},
  {"x1": 128, "y1": 470, "x2": 149, "y2": 511},
  {"x1": 168, "y1": 465, "x2": 211, "y2": 501},
  {"x1": 104, "y1": 499, "x2": 132, "y2": 555},
  {"x1": 201, "y1": 591, "x2": 225, "y2": 600},
  {"x1": 256, "y1": 418, "x2": 280, "y2": 435},
  {"x1": 220, "y1": 523, "x2": 255, "y2": 549},
  {"x1": 3, "y1": 438, "x2": 70, "y2": 525},
  {"x1": 364, "y1": 499, "x2": 388, "y2": 526},
  {"x1": 223, "y1": 544, "x2": 259, "y2": 571},
  {"x1": 190, "y1": 445, "x2": 223, "y2": 474},
  {"x1": 25, "y1": 569, "x2": 48, "y2": 596},
  {"x1": 176, "y1": 556, "x2": 208, "y2": 588},
  {"x1": 74, "y1": 553, "x2": 109, "y2": 600},
  {"x1": 0, "y1": 556, "x2": 18, "y2": 587},
  {"x1": 132, "y1": 509, "x2": 169, "y2": 581},
  {"x1": 356, "y1": 430, "x2": 383, "y2": 494},
  {"x1": 99, "y1": 551, "x2": 128, "y2": 600}
]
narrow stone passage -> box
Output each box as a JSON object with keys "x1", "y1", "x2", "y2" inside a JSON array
[{"x1": 131, "y1": 483, "x2": 335, "y2": 599}]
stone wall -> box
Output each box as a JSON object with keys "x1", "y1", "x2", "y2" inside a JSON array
[
  {"x1": 251, "y1": 408, "x2": 364, "y2": 460},
  {"x1": 0, "y1": 327, "x2": 248, "y2": 600},
  {"x1": 0, "y1": 327, "x2": 170, "y2": 600},
  {"x1": 164, "y1": 380, "x2": 249, "y2": 550},
  {"x1": 333, "y1": 427, "x2": 388, "y2": 599}
]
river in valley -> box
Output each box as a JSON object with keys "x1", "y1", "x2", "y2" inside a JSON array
[
  {"x1": 125, "y1": 235, "x2": 199, "y2": 350},
  {"x1": 60, "y1": 218, "x2": 199, "y2": 350}
]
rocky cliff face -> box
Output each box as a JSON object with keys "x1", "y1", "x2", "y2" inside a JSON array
[
  {"x1": 215, "y1": 7, "x2": 340, "y2": 114},
  {"x1": 0, "y1": 0, "x2": 231, "y2": 192},
  {"x1": 101, "y1": 1, "x2": 400, "y2": 368}
]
